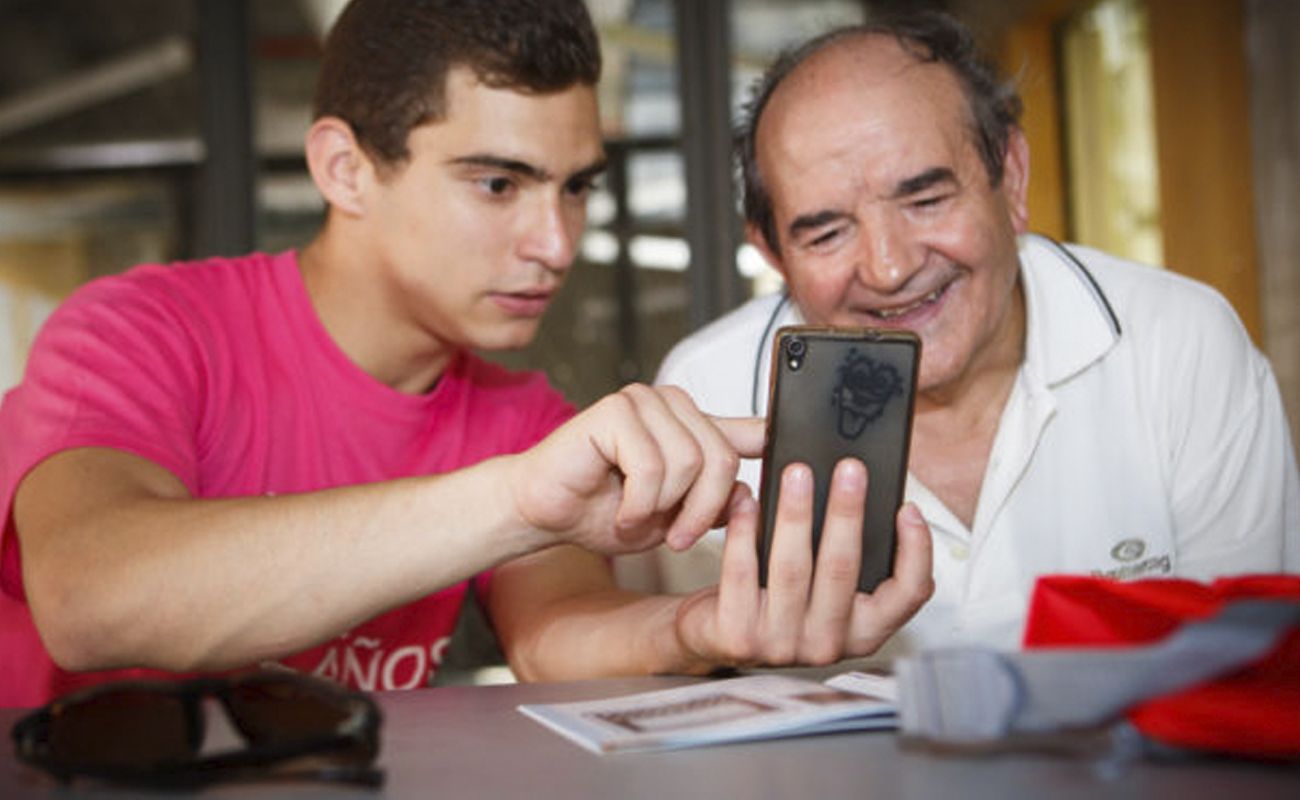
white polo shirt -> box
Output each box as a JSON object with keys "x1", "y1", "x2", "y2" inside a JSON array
[{"x1": 639, "y1": 235, "x2": 1299, "y2": 654}]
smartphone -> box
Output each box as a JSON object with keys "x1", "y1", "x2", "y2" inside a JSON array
[{"x1": 757, "y1": 325, "x2": 920, "y2": 593}]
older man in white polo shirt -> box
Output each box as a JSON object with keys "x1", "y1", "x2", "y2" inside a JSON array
[{"x1": 631, "y1": 12, "x2": 1299, "y2": 655}]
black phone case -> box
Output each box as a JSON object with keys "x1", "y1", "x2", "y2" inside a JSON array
[{"x1": 757, "y1": 326, "x2": 920, "y2": 593}]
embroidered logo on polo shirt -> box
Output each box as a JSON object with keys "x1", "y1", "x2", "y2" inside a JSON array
[
  {"x1": 1093, "y1": 537, "x2": 1171, "y2": 580},
  {"x1": 1110, "y1": 538, "x2": 1145, "y2": 562}
]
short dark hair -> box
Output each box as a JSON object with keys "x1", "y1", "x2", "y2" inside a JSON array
[
  {"x1": 738, "y1": 11, "x2": 1023, "y2": 254},
  {"x1": 313, "y1": 0, "x2": 602, "y2": 171}
]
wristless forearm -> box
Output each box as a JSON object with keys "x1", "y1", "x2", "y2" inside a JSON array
[{"x1": 22, "y1": 456, "x2": 552, "y2": 673}]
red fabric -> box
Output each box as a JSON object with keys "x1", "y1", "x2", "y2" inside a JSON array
[{"x1": 1022, "y1": 575, "x2": 1300, "y2": 758}]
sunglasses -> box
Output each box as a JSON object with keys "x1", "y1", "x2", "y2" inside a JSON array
[{"x1": 11, "y1": 670, "x2": 384, "y2": 788}]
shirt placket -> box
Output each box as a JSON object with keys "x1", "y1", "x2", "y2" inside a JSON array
[{"x1": 964, "y1": 369, "x2": 1057, "y2": 600}]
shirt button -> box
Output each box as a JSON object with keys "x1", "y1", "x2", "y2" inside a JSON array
[{"x1": 949, "y1": 544, "x2": 970, "y2": 561}]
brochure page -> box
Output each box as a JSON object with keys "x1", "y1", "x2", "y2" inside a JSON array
[{"x1": 519, "y1": 672, "x2": 897, "y2": 754}]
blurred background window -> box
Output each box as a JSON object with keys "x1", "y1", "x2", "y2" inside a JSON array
[{"x1": 1061, "y1": 0, "x2": 1163, "y2": 267}]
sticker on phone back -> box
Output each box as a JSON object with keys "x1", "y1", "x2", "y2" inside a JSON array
[{"x1": 832, "y1": 348, "x2": 905, "y2": 440}]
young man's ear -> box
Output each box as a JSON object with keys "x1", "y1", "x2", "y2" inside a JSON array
[
  {"x1": 745, "y1": 223, "x2": 787, "y2": 279},
  {"x1": 1001, "y1": 126, "x2": 1031, "y2": 235},
  {"x1": 305, "y1": 116, "x2": 372, "y2": 218}
]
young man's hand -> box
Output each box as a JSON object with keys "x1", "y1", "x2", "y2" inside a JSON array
[
  {"x1": 508, "y1": 384, "x2": 764, "y2": 555},
  {"x1": 672, "y1": 458, "x2": 934, "y2": 667}
]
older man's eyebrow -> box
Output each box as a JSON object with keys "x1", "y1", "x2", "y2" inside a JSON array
[
  {"x1": 892, "y1": 167, "x2": 957, "y2": 199},
  {"x1": 788, "y1": 209, "x2": 848, "y2": 238}
]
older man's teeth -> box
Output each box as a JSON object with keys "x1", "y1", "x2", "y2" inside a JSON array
[{"x1": 870, "y1": 286, "x2": 945, "y2": 319}]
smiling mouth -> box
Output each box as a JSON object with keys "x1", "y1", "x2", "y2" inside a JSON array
[{"x1": 867, "y1": 280, "x2": 952, "y2": 321}]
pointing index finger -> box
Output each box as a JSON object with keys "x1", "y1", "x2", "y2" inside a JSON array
[{"x1": 708, "y1": 416, "x2": 766, "y2": 459}]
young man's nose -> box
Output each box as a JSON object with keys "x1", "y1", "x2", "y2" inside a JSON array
[{"x1": 521, "y1": 199, "x2": 580, "y2": 271}]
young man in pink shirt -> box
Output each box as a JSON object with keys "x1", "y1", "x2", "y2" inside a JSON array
[{"x1": 0, "y1": 0, "x2": 932, "y2": 705}]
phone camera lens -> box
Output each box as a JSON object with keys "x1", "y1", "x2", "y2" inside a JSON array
[{"x1": 785, "y1": 337, "x2": 806, "y2": 371}]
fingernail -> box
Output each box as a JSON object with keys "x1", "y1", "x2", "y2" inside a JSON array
[
  {"x1": 616, "y1": 514, "x2": 639, "y2": 532},
  {"x1": 734, "y1": 492, "x2": 757, "y2": 514},
  {"x1": 835, "y1": 458, "x2": 867, "y2": 489},
  {"x1": 901, "y1": 503, "x2": 924, "y2": 525},
  {"x1": 783, "y1": 463, "x2": 812, "y2": 494}
]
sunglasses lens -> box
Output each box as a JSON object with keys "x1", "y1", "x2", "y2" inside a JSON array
[
  {"x1": 48, "y1": 690, "x2": 194, "y2": 769},
  {"x1": 225, "y1": 676, "x2": 372, "y2": 756}
]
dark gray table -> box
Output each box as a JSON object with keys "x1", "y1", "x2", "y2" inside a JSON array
[{"x1": 3, "y1": 676, "x2": 1297, "y2": 798}]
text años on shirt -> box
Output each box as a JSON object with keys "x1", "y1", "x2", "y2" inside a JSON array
[{"x1": 310, "y1": 634, "x2": 453, "y2": 691}]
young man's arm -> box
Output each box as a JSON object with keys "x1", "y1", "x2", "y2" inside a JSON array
[
  {"x1": 491, "y1": 458, "x2": 935, "y2": 679},
  {"x1": 14, "y1": 385, "x2": 761, "y2": 674}
]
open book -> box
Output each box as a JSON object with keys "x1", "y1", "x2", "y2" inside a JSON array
[{"x1": 518, "y1": 671, "x2": 897, "y2": 754}]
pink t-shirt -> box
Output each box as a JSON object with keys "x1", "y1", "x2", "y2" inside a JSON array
[{"x1": 0, "y1": 251, "x2": 573, "y2": 706}]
